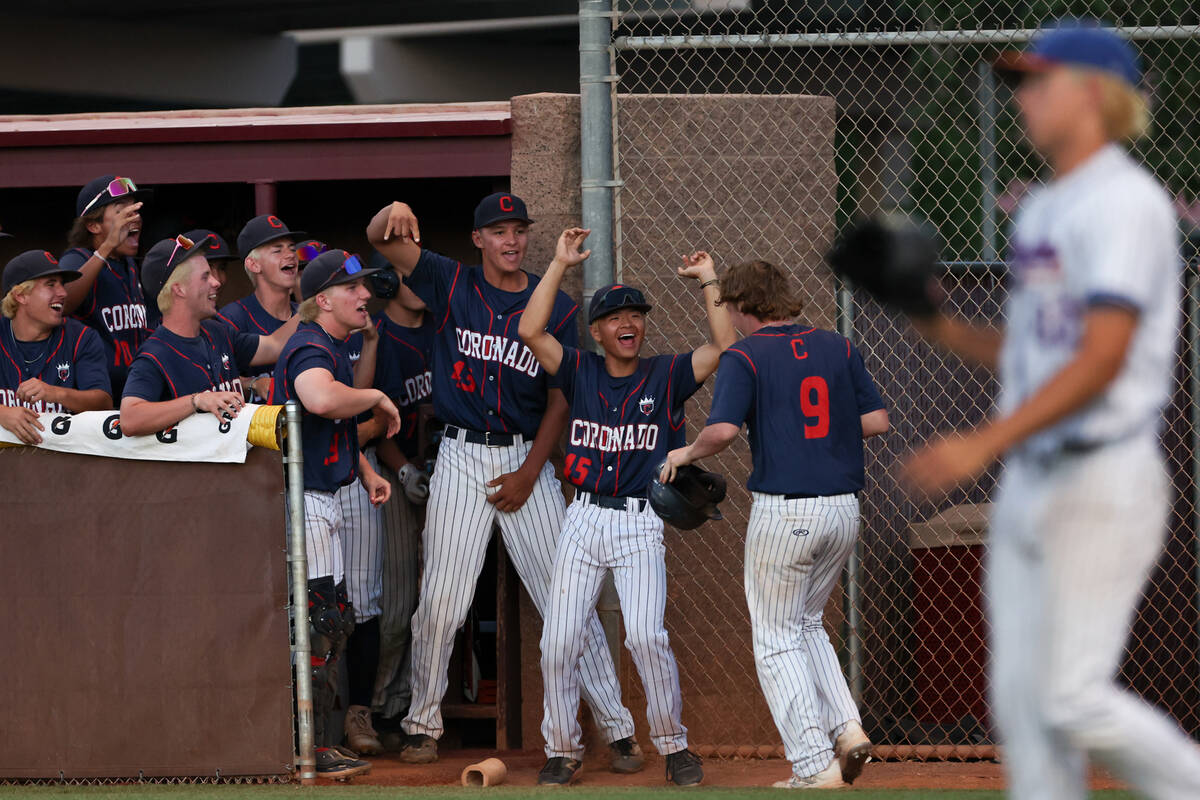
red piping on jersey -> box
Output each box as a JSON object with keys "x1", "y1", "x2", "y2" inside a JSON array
[
  {"x1": 437, "y1": 262, "x2": 464, "y2": 333},
  {"x1": 665, "y1": 354, "x2": 687, "y2": 432},
  {"x1": 141, "y1": 351, "x2": 181, "y2": 398},
  {"x1": 593, "y1": 387, "x2": 608, "y2": 492},
  {"x1": 472, "y1": 284, "x2": 506, "y2": 430},
  {"x1": 71, "y1": 327, "x2": 87, "y2": 361},
  {"x1": 0, "y1": 330, "x2": 23, "y2": 376},
  {"x1": 727, "y1": 347, "x2": 756, "y2": 375},
  {"x1": 382, "y1": 326, "x2": 427, "y2": 362},
  {"x1": 237, "y1": 299, "x2": 271, "y2": 335},
  {"x1": 552, "y1": 304, "x2": 579, "y2": 333},
  {"x1": 846, "y1": 338, "x2": 851, "y2": 358},
  {"x1": 159, "y1": 337, "x2": 220, "y2": 388}
]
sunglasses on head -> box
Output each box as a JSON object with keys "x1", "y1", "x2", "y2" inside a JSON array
[
  {"x1": 168, "y1": 234, "x2": 195, "y2": 266},
  {"x1": 82, "y1": 177, "x2": 138, "y2": 215},
  {"x1": 297, "y1": 242, "x2": 327, "y2": 263},
  {"x1": 315, "y1": 253, "x2": 365, "y2": 292}
]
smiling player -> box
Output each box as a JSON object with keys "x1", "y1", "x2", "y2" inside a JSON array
[
  {"x1": 59, "y1": 174, "x2": 151, "y2": 397},
  {"x1": 520, "y1": 229, "x2": 736, "y2": 786},
  {"x1": 0, "y1": 250, "x2": 112, "y2": 444},
  {"x1": 119, "y1": 234, "x2": 299, "y2": 436},
  {"x1": 270, "y1": 248, "x2": 400, "y2": 776},
  {"x1": 366, "y1": 195, "x2": 639, "y2": 768}
]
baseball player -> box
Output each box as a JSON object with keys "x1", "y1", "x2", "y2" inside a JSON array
[
  {"x1": 269, "y1": 248, "x2": 400, "y2": 777},
  {"x1": 897, "y1": 22, "x2": 1200, "y2": 800},
  {"x1": 520, "y1": 231, "x2": 735, "y2": 786},
  {"x1": 119, "y1": 234, "x2": 299, "y2": 436},
  {"x1": 0, "y1": 250, "x2": 112, "y2": 444},
  {"x1": 59, "y1": 175, "x2": 151, "y2": 398},
  {"x1": 347, "y1": 266, "x2": 435, "y2": 744},
  {"x1": 662, "y1": 258, "x2": 888, "y2": 789},
  {"x1": 366, "y1": 194, "x2": 639, "y2": 768},
  {"x1": 218, "y1": 215, "x2": 305, "y2": 401},
  {"x1": 183, "y1": 228, "x2": 239, "y2": 291}
]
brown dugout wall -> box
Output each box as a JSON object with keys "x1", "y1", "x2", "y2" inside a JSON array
[{"x1": 2, "y1": 446, "x2": 292, "y2": 780}]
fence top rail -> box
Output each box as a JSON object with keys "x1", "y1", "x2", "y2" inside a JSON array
[{"x1": 613, "y1": 25, "x2": 1200, "y2": 51}]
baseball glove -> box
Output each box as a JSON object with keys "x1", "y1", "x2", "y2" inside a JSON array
[{"x1": 827, "y1": 213, "x2": 942, "y2": 318}]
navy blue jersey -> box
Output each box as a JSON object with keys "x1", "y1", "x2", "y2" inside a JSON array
[
  {"x1": 59, "y1": 248, "x2": 148, "y2": 396},
  {"x1": 707, "y1": 323, "x2": 885, "y2": 496},
  {"x1": 270, "y1": 321, "x2": 360, "y2": 492},
  {"x1": 217, "y1": 294, "x2": 296, "y2": 336},
  {"x1": 123, "y1": 319, "x2": 259, "y2": 402},
  {"x1": 557, "y1": 347, "x2": 700, "y2": 497},
  {"x1": 0, "y1": 317, "x2": 111, "y2": 412},
  {"x1": 404, "y1": 250, "x2": 579, "y2": 438},
  {"x1": 374, "y1": 312, "x2": 434, "y2": 459}
]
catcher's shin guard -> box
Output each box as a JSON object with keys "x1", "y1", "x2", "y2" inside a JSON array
[{"x1": 309, "y1": 576, "x2": 353, "y2": 746}]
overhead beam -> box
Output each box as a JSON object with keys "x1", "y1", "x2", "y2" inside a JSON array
[{"x1": 0, "y1": 16, "x2": 296, "y2": 106}]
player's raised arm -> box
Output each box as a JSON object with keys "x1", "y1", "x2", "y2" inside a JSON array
[
  {"x1": 249, "y1": 312, "x2": 302, "y2": 367},
  {"x1": 678, "y1": 251, "x2": 736, "y2": 382},
  {"x1": 517, "y1": 227, "x2": 591, "y2": 376},
  {"x1": 366, "y1": 202, "x2": 423, "y2": 276}
]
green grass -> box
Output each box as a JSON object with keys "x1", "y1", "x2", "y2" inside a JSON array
[{"x1": 0, "y1": 788, "x2": 1140, "y2": 799}]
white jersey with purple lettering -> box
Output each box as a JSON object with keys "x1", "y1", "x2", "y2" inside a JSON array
[
  {"x1": 1000, "y1": 143, "x2": 1178, "y2": 460},
  {"x1": 988, "y1": 143, "x2": 1200, "y2": 798}
]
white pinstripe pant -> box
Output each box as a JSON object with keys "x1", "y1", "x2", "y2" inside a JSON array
[
  {"x1": 374, "y1": 471, "x2": 423, "y2": 717},
  {"x1": 302, "y1": 489, "x2": 345, "y2": 583},
  {"x1": 402, "y1": 432, "x2": 635, "y2": 742},
  {"x1": 337, "y1": 447, "x2": 386, "y2": 621},
  {"x1": 541, "y1": 498, "x2": 688, "y2": 759},
  {"x1": 989, "y1": 435, "x2": 1200, "y2": 800},
  {"x1": 746, "y1": 492, "x2": 861, "y2": 779}
]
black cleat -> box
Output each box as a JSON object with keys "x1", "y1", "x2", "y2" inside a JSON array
[
  {"x1": 538, "y1": 757, "x2": 583, "y2": 786},
  {"x1": 665, "y1": 749, "x2": 704, "y2": 786},
  {"x1": 399, "y1": 733, "x2": 438, "y2": 764},
  {"x1": 609, "y1": 736, "x2": 645, "y2": 774},
  {"x1": 314, "y1": 746, "x2": 371, "y2": 779}
]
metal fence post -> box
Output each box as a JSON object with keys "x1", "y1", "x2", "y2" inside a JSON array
[
  {"x1": 285, "y1": 401, "x2": 316, "y2": 785},
  {"x1": 976, "y1": 61, "x2": 998, "y2": 262},
  {"x1": 835, "y1": 283, "x2": 864, "y2": 704},
  {"x1": 579, "y1": 0, "x2": 625, "y2": 672}
]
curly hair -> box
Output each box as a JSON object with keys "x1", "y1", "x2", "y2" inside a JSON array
[
  {"x1": 66, "y1": 208, "x2": 105, "y2": 250},
  {"x1": 718, "y1": 260, "x2": 805, "y2": 321}
]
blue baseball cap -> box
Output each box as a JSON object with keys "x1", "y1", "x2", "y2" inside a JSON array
[
  {"x1": 588, "y1": 283, "x2": 652, "y2": 324},
  {"x1": 3, "y1": 250, "x2": 83, "y2": 296},
  {"x1": 141, "y1": 233, "x2": 217, "y2": 308},
  {"x1": 76, "y1": 174, "x2": 152, "y2": 217},
  {"x1": 995, "y1": 20, "x2": 1141, "y2": 87},
  {"x1": 473, "y1": 192, "x2": 534, "y2": 229},
  {"x1": 183, "y1": 229, "x2": 237, "y2": 262}
]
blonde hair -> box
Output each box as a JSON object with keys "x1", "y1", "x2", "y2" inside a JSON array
[
  {"x1": 298, "y1": 297, "x2": 321, "y2": 322},
  {"x1": 1095, "y1": 72, "x2": 1150, "y2": 142},
  {"x1": 157, "y1": 256, "x2": 202, "y2": 315},
  {"x1": 1, "y1": 280, "x2": 35, "y2": 319},
  {"x1": 243, "y1": 245, "x2": 264, "y2": 287},
  {"x1": 1074, "y1": 68, "x2": 1150, "y2": 142}
]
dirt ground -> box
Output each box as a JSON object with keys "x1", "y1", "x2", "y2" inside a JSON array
[{"x1": 343, "y1": 750, "x2": 1126, "y2": 791}]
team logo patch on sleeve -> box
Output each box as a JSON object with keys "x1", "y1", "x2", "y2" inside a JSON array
[
  {"x1": 221, "y1": 353, "x2": 230, "y2": 370},
  {"x1": 639, "y1": 395, "x2": 655, "y2": 415},
  {"x1": 57, "y1": 362, "x2": 70, "y2": 381}
]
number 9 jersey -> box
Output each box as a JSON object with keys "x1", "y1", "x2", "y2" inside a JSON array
[{"x1": 707, "y1": 323, "x2": 885, "y2": 496}]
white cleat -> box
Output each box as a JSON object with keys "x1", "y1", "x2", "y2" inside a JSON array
[
  {"x1": 834, "y1": 720, "x2": 872, "y2": 784},
  {"x1": 772, "y1": 759, "x2": 846, "y2": 789}
]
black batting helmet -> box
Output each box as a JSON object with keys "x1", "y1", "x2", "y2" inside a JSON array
[{"x1": 648, "y1": 463, "x2": 726, "y2": 530}]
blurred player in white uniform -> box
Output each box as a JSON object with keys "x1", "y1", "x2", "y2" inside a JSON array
[{"x1": 904, "y1": 21, "x2": 1200, "y2": 800}]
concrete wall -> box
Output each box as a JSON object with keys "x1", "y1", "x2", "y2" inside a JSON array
[{"x1": 509, "y1": 91, "x2": 837, "y2": 754}]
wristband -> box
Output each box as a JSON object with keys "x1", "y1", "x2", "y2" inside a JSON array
[
  {"x1": 699, "y1": 279, "x2": 719, "y2": 290},
  {"x1": 191, "y1": 393, "x2": 201, "y2": 413}
]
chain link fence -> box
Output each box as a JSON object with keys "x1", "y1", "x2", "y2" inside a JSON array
[{"x1": 608, "y1": 0, "x2": 1200, "y2": 757}]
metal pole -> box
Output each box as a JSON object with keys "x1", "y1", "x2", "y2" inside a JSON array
[
  {"x1": 836, "y1": 282, "x2": 864, "y2": 703},
  {"x1": 285, "y1": 401, "x2": 316, "y2": 785},
  {"x1": 580, "y1": 0, "x2": 617, "y2": 317},
  {"x1": 976, "y1": 62, "x2": 998, "y2": 263},
  {"x1": 580, "y1": 0, "x2": 624, "y2": 672},
  {"x1": 1188, "y1": 264, "x2": 1200, "y2": 680}
]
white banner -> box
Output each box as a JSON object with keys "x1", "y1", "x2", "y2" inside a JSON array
[{"x1": 0, "y1": 404, "x2": 267, "y2": 464}]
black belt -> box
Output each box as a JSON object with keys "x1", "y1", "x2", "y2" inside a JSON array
[
  {"x1": 783, "y1": 491, "x2": 858, "y2": 500},
  {"x1": 445, "y1": 425, "x2": 517, "y2": 447},
  {"x1": 578, "y1": 491, "x2": 648, "y2": 512}
]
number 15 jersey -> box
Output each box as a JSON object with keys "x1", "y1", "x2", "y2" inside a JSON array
[{"x1": 707, "y1": 323, "x2": 884, "y2": 496}]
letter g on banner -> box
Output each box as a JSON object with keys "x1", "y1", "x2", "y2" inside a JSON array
[
  {"x1": 50, "y1": 416, "x2": 71, "y2": 435},
  {"x1": 102, "y1": 414, "x2": 123, "y2": 441}
]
